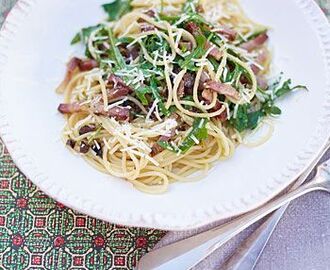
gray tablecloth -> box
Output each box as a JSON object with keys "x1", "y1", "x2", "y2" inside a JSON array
[{"x1": 157, "y1": 150, "x2": 330, "y2": 270}]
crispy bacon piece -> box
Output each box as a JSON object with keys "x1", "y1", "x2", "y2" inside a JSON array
[
  {"x1": 108, "y1": 74, "x2": 125, "y2": 86},
  {"x1": 59, "y1": 101, "x2": 130, "y2": 121},
  {"x1": 257, "y1": 76, "x2": 268, "y2": 90},
  {"x1": 198, "y1": 71, "x2": 210, "y2": 90},
  {"x1": 202, "y1": 89, "x2": 228, "y2": 122},
  {"x1": 196, "y1": 4, "x2": 205, "y2": 13},
  {"x1": 57, "y1": 57, "x2": 99, "y2": 93},
  {"x1": 119, "y1": 45, "x2": 139, "y2": 61},
  {"x1": 68, "y1": 57, "x2": 80, "y2": 72},
  {"x1": 177, "y1": 73, "x2": 196, "y2": 97},
  {"x1": 80, "y1": 141, "x2": 90, "y2": 154},
  {"x1": 67, "y1": 57, "x2": 99, "y2": 72},
  {"x1": 79, "y1": 125, "x2": 97, "y2": 135},
  {"x1": 185, "y1": 22, "x2": 223, "y2": 60},
  {"x1": 185, "y1": 21, "x2": 202, "y2": 36},
  {"x1": 140, "y1": 23, "x2": 156, "y2": 32},
  {"x1": 92, "y1": 102, "x2": 130, "y2": 121},
  {"x1": 215, "y1": 26, "x2": 237, "y2": 41},
  {"x1": 78, "y1": 59, "x2": 99, "y2": 71},
  {"x1": 178, "y1": 80, "x2": 185, "y2": 98},
  {"x1": 201, "y1": 89, "x2": 214, "y2": 103},
  {"x1": 183, "y1": 73, "x2": 195, "y2": 95},
  {"x1": 251, "y1": 48, "x2": 269, "y2": 75},
  {"x1": 241, "y1": 33, "x2": 269, "y2": 52},
  {"x1": 208, "y1": 45, "x2": 223, "y2": 60},
  {"x1": 107, "y1": 74, "x2": 132, "y2": 100},
  {"x1": 56, "y1": 58, "x2": 81, "y2": 92},
  {"x1": 204, "y1": 81, "x2": 240, "y2": 100},
  {"x1": 108, "y1": 106, "x2": 130, "y2": 121},
  {"x1": 150, "y1": 144, "x2": 163, "y2": 157},
  {"x1": 212, "y1": 101, "x2": 228, "y2": 122},
  {"x1": 250, "y1": 65, "x2": 260, "y2": 75},
  {"x1": 66, "y1": 139, "x2": 76, "y2": 149},
  {"x1": 186, "y1": 21, "x2": 223, "y2": 60},
  {"x1": 58, "y1": 103, "x2": 82, "y2": 114},
  {"x1": 151, "y1": 131, "x2": 175, "y2": 157},
  {"x1": 144, "y1": 9, "x2": 156, "y2": 17}
]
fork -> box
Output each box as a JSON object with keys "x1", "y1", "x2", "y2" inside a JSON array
[
  {"x1": 136, "y1": 159, "x2": 330, "y2": 270},
  {"x1": 221, "y1": 141, "x2": 330, "y2": 270}
]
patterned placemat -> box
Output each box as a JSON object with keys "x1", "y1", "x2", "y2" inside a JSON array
[
  {"x1": 0, "y1": 1, "x2": 165, "y2": 268},
  {"x1": 0, "y1": 1, "x2": 329, "y2": 270}
]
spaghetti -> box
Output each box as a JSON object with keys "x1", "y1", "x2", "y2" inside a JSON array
[{"x1": 57, "y1": 0, "x2": 305, "y2": 194}]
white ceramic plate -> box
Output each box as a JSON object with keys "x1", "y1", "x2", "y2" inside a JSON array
[{"x1": 0, "y1": 0, "x2": 329, "y2": 231}]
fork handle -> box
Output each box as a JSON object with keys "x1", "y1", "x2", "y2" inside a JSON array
[
  {"x1": 221, "y1": 205, "x2": 288, "y2": 270},
  {"x1": 137, "y1": 181, "x2": 323, "y2": 270}
]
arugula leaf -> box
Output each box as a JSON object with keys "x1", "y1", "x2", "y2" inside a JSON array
[
  {"x1": 102, "y1": 0, "x2": 132, "y2": 21},
  {"x1": 230, "y1": 78, "x2": 306, "y2": 133},
  {"x1": 274, "y1": 79, "x2": 307, "y2": 98},
  {"x1": 108, "y1": 28, "x2": 126, "y2": 69},
  {"x1": 158, "y1": 14, "x2": 180, "y2": 24},
  {"x1": 136, "y1": 86, "x2": 152, "y2": 105},
  {"x1": 224, "y1": 62, "x2": 245, "y2": 84},
  {"x1": 183, "y1": 0, "x2": 198, "y2": 13},
  {"x1": 117, "y1": 37, "x2": 135, "y2": 44},
  {"x1": 230, "y1": 104, "x2": 267, "y2": 132},
  {"x1": 180, "y1": 118, "x2": 208, "y2": 153},
  {"x1": 150, "y1": 77, "x2": 170, "y2": 116},
  {"x1": 247, "y1": 111, "x2": 264, "y2": 130},
  {"x1": 143, "y1": 34, "x2": 170, "y2": 53},
  {"x1": 71, "y1": 25, "x2": 101, "y2": 45},
  {"x1": 158, "y1": 118, "x2": 209, "y2": 154},
  {"x1": 158, "y1": 141, "x2": 180, "y2": 153},
  {"x1": 230, "y1": 105, "x2": 249, "y2": 132},
  {"x1": 182, "y1": 95, "x2": 194, "y2": 110},
  {"x1": 168, "y1": 105, "x2": 178, "y2": 114},
  {"x1": 178, "y1": 35, "x2": 207, "y2": 71},
  {"x1": 237, "y1": 27, "x2": 268, "y2": 45}
]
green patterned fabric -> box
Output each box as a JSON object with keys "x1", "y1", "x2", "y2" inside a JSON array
[
  {"x1": 0, "y1": 1, "x2": 329, "y2": 269},
  {"x1": 0, "y1": 4, "x2": 165, "y2": 270},
  {"x1": 0, "y1": 142, "x2": 165, "y2": 270}
]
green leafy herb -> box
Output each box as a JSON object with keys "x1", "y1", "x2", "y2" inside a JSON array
[
  {"x1": 71, "y1": 25, "x2": 101, "y2": 45},
  {"x1": 102, "y1": 0, "x2": 132, "y2": 22},
  {"x1": 183, "y1": 0, "x2": 198, "y2": 13},
  {"x1": 237, "y1": 27, "x2": 268, "y2": 45},
  {"x1": 246, "y1": 110, "x2": 263, "y2": 130},
  {"x1": 224, "y1": 62, "x2": 245, "y2": 84},
  {"x1": 230, "y1": 103, "x2": 282, "y2": 132},
  {"x1": 143, "y1": 34, "x2": 170, "y2": 53},
  {"x1": 230, "y1": 78, "x2": 306, "y2": 133},
  {"x1": 150, "y1": 77, "x2": 170, "y2": 116},
  {"x1": 168, "y1": 105, "x2": 178, "y2": 114},
  {"x1": 159, "y1": 118, "x2": 209, "y2": 154},
  {"x1": 136, "y1": 86, "x2": 152, "y2": 105},
  {"x1": 274, "y1": 79, "x2": 307, "y2": 98},
  {"x1": 158, "y1": 14, "x2": 180, "y2": 24},
  {"x1": 117, "y1": 37, "x2": 135, "y2": 44},
  {"x1": 179, "y1": 35, "x2": 207, "y2": 71},
  {"x1": 182, "y1": 95, "x2": 194, "y2": 110},
  {"x1": 108, "y1": 28, "x2": 126, "y2": 69},
  {"x1": 230, "y1": 105, "x2": 249, "y2": 132},
  {"x1": 180, "y1": 118, "x2": 208, "y2": 153},
  {"x1": 157, "y1": 141, "x2": 179, "y2": 153}
]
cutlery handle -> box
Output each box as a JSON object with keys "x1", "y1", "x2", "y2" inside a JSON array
[
  {"x1": 221, "y1": 142, "x2": 330, "y2": 270},
  {"x1": 221, "y1": 205, "x2": 288, "y2": 270},
  {"x1": 137, "y1": 181, "x2": 322, "y2": 270}
]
